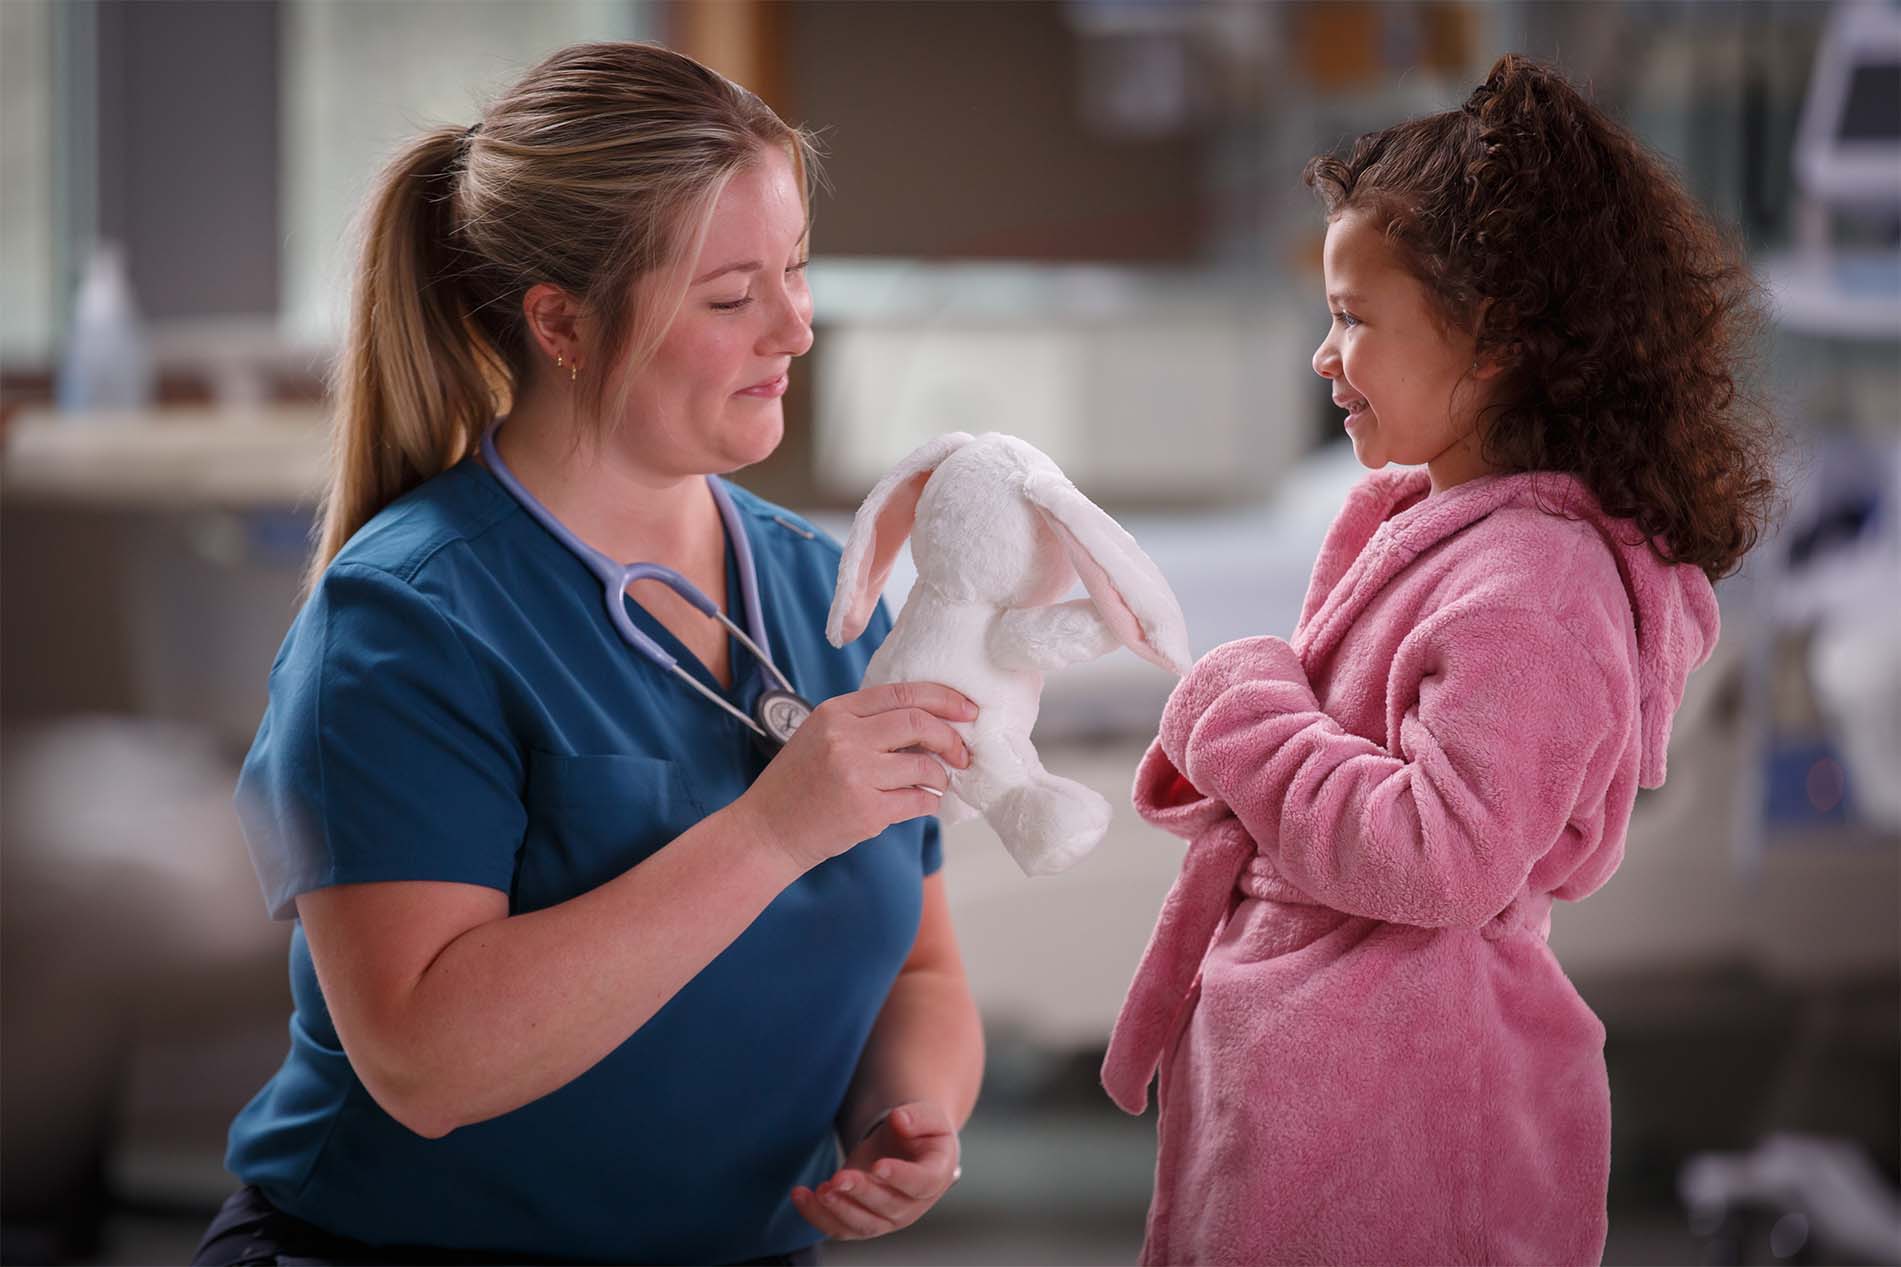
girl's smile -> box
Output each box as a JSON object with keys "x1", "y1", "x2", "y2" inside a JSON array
[{"x1": 1312, "y1": 208, "x2": 1500, "y2": 494}]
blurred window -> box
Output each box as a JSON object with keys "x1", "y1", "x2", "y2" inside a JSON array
[
  {"x1": 1, "y1": 0, "x2": 56, "y2": 364},
  {"x1": 279, "y1": 0, "x2": 652, "y2": 343}
]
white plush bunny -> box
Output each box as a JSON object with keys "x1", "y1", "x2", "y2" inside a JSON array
[{"x1": 827, "y1": 432, "x2": 1192, "y2": 877}]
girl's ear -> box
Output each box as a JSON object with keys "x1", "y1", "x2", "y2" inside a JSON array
[
  {"x1": 1468, "y1": 299, "x2": 1513, "y2": 381},
  {"x1": 827, "y1": 432, "x2": 975, "y2": 647},
  {"x1": 1471, "y1": 341, "x2": 1516, "y2": 381}
]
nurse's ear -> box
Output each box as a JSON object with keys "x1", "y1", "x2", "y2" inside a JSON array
[
  {"x1": 827, "y1": 432, "x2": 975, "y2": 647},
  {"x1": 521, "y1": 283, "x2": 590, "y2": 373}
]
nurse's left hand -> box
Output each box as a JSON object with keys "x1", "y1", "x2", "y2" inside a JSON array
[{"x1": 791, "y1": 1101, "x2": 960, "y2": 1240}]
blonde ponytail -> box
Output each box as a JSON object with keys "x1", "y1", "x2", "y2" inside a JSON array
[
  {"x1": 310, "y1": 124, "x2": 504, "y2": 592},
  {"x1": 307, "y1": 42, "x2": 819, "y2": 593}
]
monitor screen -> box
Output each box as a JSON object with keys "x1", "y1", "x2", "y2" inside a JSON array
[{"x1": 1837, "y1": 61, "x2": 1901, "y2": 142}]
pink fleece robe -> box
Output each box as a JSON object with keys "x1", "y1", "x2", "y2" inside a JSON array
[{"x1": 1102, "y1": 467, "x2": 1720, "y2": 1266}]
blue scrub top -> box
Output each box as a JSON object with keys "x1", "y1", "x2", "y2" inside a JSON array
[{"x1": 227, "y1": 458, "x2": 940, "y2": 1265}]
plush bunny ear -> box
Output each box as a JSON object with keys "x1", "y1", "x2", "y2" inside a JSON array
[
  {"x1": 828, "y1": 432, "x2": 976, "y2": 647},
  {"x1": 1022, "y1": 470, "x2": 1192, "y2": 675}
]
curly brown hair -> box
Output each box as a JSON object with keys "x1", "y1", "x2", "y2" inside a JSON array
[{"x1": 1303, "y1": 54, "x2": 1779, "y2": 581}]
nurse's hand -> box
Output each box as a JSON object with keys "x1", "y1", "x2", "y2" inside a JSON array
[
  {"x1": 791, "y1": 1101, "x2": 961, "y2": 1241},
  {"x1": 740, "y1": 682, "x2": 976, "y2": 873}
]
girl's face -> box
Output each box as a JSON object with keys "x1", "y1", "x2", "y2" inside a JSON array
[
  {"x1": 1312, "y1": 208, "x2": 1495, "y2": 492},
  {"x1": 612, "y1": 145, "x2": 814, "y2": 477}
]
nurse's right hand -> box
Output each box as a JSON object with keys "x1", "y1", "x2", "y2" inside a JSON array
[{"x1": 738, "y1": 682, "x2": 976, "y2": 873}]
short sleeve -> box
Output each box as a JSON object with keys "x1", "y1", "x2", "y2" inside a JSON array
[{"x1": 235, "y1": 562, "x2": 527, "y2": 919}]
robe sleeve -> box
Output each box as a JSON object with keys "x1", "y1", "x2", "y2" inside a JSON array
[{"x1": 1160, "y1": 607, "x2": 1625, "y2": 930}]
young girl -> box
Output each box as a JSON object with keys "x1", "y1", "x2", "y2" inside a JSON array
[{"x1": 1103, "y1": 54, "x2": 1778, "y2": 1266}]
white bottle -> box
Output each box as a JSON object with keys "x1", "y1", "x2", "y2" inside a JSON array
[{"x1": 56, "y1": 241, "x2": 156, "y2": 414}]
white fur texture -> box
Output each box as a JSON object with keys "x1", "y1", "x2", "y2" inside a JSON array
[{"x1": 828, "y1": 433, "x2": 1191, "y2": 876}]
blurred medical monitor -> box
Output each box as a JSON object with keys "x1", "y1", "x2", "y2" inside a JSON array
[{"x1": 1797, "y1": 2, "x2": 1901, "y2": 210}]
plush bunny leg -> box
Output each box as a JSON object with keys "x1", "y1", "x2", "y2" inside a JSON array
[
  {"x1": 952, "y1": 727, "x2": 1110, "y2": 876},
  {"x1": 993, "y1": 775, "x2": 1111, "y2": 876}
]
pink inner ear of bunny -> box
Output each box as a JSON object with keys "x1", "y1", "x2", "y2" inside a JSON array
[
  {"x1": 840, "y1": 468, "x2": 934, "y2": 640},
  {"x1": 1040, "y1": 513, "x2": 1168, "y2": 670}
]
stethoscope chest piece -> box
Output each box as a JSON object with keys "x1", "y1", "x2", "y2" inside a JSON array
[{"x1": 753, "y1": 688, "x2": 812, "y2": 754}]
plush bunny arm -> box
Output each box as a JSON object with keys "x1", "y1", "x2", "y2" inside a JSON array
[{"x1": 987, "y1": 600, "x2": 1121, "y2": 672}]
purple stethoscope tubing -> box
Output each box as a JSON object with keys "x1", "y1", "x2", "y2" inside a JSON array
[{"x1": 480, "y1": 422, "x2": 804, "y2": 743}]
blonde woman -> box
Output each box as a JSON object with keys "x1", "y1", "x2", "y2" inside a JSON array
[{"x1": 195, "y1": 42, "x2": 981, "y2": 1267}]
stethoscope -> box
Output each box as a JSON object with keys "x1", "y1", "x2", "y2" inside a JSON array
[{"x1": 480, "y1": 423, "x2": 814, "y2": 752}]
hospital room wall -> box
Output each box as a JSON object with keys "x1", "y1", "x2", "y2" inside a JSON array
[{"x1": 774, "y1": 1, "x2": 1207, "y2": 262}]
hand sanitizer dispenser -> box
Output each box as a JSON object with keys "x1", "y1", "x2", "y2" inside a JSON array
[{"x1": 56, "y1": 242, "x2": 156, "y2": 414}]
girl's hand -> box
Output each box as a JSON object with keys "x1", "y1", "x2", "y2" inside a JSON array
[
  {"x1": 791, "y1": 1101, "x2": 961, "y2": 1241},
  {"x1": 737, "y1": 682, "x2": 976, "y2": 873}
]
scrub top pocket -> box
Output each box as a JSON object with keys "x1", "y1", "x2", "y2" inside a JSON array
[{"x1": 516, "y1": 751, "x2": 706, "y2": 911}]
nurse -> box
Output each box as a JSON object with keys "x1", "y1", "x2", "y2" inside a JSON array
[{"x1": 194, "y1": 41, "x2": 983, "y2": 1267}]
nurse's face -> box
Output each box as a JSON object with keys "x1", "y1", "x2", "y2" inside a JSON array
[{"x1": 613, "y1": 144, "x2": 814, "y2": 476}]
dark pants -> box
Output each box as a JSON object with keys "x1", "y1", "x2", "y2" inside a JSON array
[{"x1": 192, "y1": 1185, "x2": 822, "y2": 1267}]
